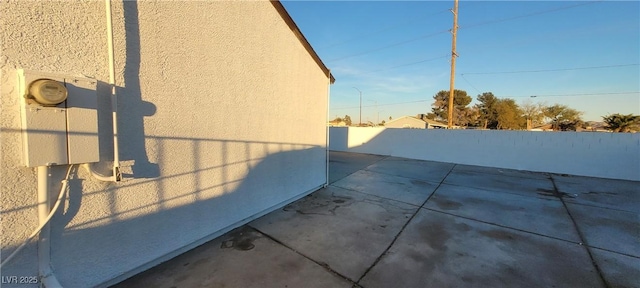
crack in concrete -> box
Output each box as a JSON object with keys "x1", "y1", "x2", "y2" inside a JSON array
[
  {"x1": 355, "y1": 163, "x2": 458, "y2": 284},
  {"x1": 549, "y1": 176, "x2": 610, "y2": 288},
  {"x1": 249, "y1": 225, "x2": 359, "y2": 286}
]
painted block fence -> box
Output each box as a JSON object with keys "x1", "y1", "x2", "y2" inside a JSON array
[{"x1": 329, "y1": 127, "x2": 640, "y2": 181}]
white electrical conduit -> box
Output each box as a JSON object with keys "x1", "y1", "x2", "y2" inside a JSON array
[
  {"x1": 0, "y1": 0, "x2": 118, "y2": 282},
  {"x1": 38, "y1": 165, "x2": 65, "y2": 288},
  {"x1": 0, "y1": 165, "x2": 73, "y2": 271},
  {"x1": 105, "y1": 0, "x2": 121, "y2": 182},
  {"x1": 82, "y1": 163, "x2": 116, "y2": 182}
]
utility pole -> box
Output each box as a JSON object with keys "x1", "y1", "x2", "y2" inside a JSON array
[
  {"x1": 447, "y1": 0, "x2": 459, "y2": 129},
  {"x1": 353, "y1": 87, "x2": 362, "y2": 126}
]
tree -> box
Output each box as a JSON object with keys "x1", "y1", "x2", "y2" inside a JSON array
[
  {"x1": 520, "y1": 100, "x2": 545, "y2": 130},
  {"x1": 474, "y1": 93, "x2": 524, "y2": 129},
  {"x1": 431, "y1": 89, "x2": 472, "y2": 125},
  {"x1": 544, "y1": 104, "x2": 582, "y2": 131},
  {"x1": 494, "y1": 99, "x2": 525, "y2": 130},
  {"x1": 343, "y1": 115, "x2": 352, "y2": 126},
  {"x1": 389, "y1": 116, "x2": 392, "y2": 121},
  {"x1": 475, "y1": 92, "x2": 499, "y2": 129},
  {"x1": 456, "y1": 106, "x2": 480, "y2": 127},
  {"x1": 602, "y1": 113, "x2": 640, "y2": 132}
]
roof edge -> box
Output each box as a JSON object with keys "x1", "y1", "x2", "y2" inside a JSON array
[{"x1": 270, "y1": 0, "x2": 335, "y2": 84}]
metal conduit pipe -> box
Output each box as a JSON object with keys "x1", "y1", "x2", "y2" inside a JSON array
[
  {"x1": 105, "y1": 0, "x2": 121, "y2": 182},
  {"x1": 81, "y1": 0, "x2": 120, "y2": 182},
  {"x1": 0, "y1": 166, "x2": 70, "y2": 275},
  {"x1": 38, "y1": 166, "x2": 65, "y2": 288},
  {"x1": 2, "y1": 2, "x2": 119, "y2": 285}
]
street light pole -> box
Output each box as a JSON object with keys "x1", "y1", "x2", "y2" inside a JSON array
[{"x1": 353, "y1": 87, "x2": 362, "y2": 126}]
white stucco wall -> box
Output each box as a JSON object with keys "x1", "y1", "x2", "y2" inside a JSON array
[
  {"x1": 329, "y1": 127, "x2": 640, "y2": 181},
  {"x1": 1, "y1": 1, "x2": 329, "y2": 287}
]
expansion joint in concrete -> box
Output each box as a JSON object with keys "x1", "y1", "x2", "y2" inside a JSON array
[
  {"x1": 549, "y1": 177, "x2": 610, "y2": 288},
  {"x1": 354, "y1": 163, "x2": 458, "y2": 284},
  {"x1": 248, "y1": 225, "x2": 358, "y2": 286}
]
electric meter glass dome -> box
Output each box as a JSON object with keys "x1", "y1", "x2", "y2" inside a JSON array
[{"x1": 29, "y1": 79, "x2": 68, "y2": 105}]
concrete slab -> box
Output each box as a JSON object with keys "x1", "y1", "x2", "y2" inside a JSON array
[
  {"x1": 360, "y1": 209, "x2": 604, "y2": 288},
  {"x1": 424, "y1": 184, "x2": 581, "y2": 242},
  {"x1": 111, "y1": 152, "x2": 636, "y2": 288},
  {"x1": 332, "y1": 169, "x2": 438, "y2": 206},
  {"x1": 552, "y1": 174, "x2": 640, "y2": 213},
  {"x1": 444, "y1": 169, "x2": 557, "y2": 199},
  {"x1": 591, "y1": 248, "x2": 640, "y2": 288},
  {"x1": 565, "y1": 202, "x2": 640, "y2": 257},
  {"x1": 250, "y1": 186, "x2": 416, "y2": 281},
  {"x1": 329, "y1": 151, "x2": 386, "y2": 184},
  {"x1": 364, "y1": 157, "x2": 455, "y2": 184},
  {"x1": 453, "y1": 163, "x2": 551, "y2": 180},
  {"x1": 112, "y1": 226, "x2": 352, "y2": 288}
]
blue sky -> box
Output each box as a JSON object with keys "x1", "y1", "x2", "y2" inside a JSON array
[{"x1": 281, "y1": 1, "x2": 640, "y2": 123}]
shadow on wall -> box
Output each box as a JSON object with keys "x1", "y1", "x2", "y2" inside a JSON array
[
  {"x1": 1, "y1": 2, "x2": 158, "y2": 281},
  {"x1": 328, "y1": 127, "x2": 640, "y2": 181},
  {"x1": 60, "y1": 144, "x2": 325, "y2": 287},
  {"x1": 1, "y1": 141, "x2": 325, "y2": 288},
  {"x1": 1, "y1": 3, "x2": 328, "y2": 287},
  {"x1": 91, "y1": 1, "x2": 158, "y2": 179},
  {"x1": 117, "y1": 1, "x2": 159, "y2": 179}
]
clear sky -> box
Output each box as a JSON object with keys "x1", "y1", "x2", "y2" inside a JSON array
[{"x1": 281, "y1": 0, "x2": 640, "y2": 123}]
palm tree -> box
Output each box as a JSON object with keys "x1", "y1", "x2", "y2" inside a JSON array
[{"x1": 602, "y1": 114, "x2": 640, "y2": 132}]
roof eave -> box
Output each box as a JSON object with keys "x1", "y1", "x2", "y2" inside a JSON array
[{"x1": 270, "y1": 0, "x2": 335, "y2": 84}]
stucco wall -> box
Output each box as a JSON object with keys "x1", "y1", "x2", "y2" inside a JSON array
[
  {"x1": 329, "y1": 127, "x2": 640, "y2": 181},
  {"x1": 1, "y1": 1, "x2": 329, "y2": 287}
]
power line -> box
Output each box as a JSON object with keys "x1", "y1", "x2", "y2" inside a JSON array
[
  {"x1": 459, "y1": 1, "x2": 603, "y2": 30},
  {"x1": 461, "y1": 64, "x2": 640, "y2": 75},
  {"x1": 320, "y1": 9, "x2": 450, "y2": 50},
  {"x1": 332, "y1": 92, "x2": 639, "y2": 111},
  {"x1": 332, "y1": 99, "x2": 431, "y2": 110},
  {"x1": 327, "y1": 29, "x2": 450, "y2": 62},
  {"x1": 351, "y1": 54, "x2": 449, "y2": 76},
  {"x1": 326, "y1": 1, "x2": 602, "y2": 64},
  {"x1": 460, "y1": 73, "x2": 482, "y2": 94},
  {"x1": 524, "y1": 92, "x2": 640, "y2": 98}
]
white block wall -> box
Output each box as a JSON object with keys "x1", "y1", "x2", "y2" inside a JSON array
[
  {"x1": 1, "y1": 1, "x2": 329, "y2": 287},
  {"x1": 330, "y1": 127, "x2": 640, "y2": 181}
]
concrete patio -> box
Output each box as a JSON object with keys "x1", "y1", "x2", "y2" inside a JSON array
[{"x1": 113, "y1": 151, "x2": 639, "y2": 288}]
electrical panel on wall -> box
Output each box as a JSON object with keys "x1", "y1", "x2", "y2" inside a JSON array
[{"x1": 19, "y1": 70, "x2": 100, "y2": 167}]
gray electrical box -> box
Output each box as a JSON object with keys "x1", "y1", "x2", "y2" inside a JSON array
[{"x1": 19, "y1": 70, "x2": 100, "y2": 167}]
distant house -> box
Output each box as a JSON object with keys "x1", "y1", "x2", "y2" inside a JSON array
[
  {"x1": 328, "y1": 120, "x2": 346, "y2": 126},
  {"x1": 530, "y1": 123, "x2": 554, "y2": 131},
  {"x1": 385, "y1": 115, "x2": 448, "y2": 129}
]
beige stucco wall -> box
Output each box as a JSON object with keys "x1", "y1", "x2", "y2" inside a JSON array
[{"x1": 1, "y1": 1, "x2": 329, "y2": 287}]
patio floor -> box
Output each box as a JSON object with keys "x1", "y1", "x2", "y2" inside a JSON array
[{"x1": 113, "y1": 151, "x2": 640, "y2": 288}]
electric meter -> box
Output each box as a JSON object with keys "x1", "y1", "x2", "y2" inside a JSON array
[{"x1": 28, "y1": 79, "x2": 68, "y2": 105}]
